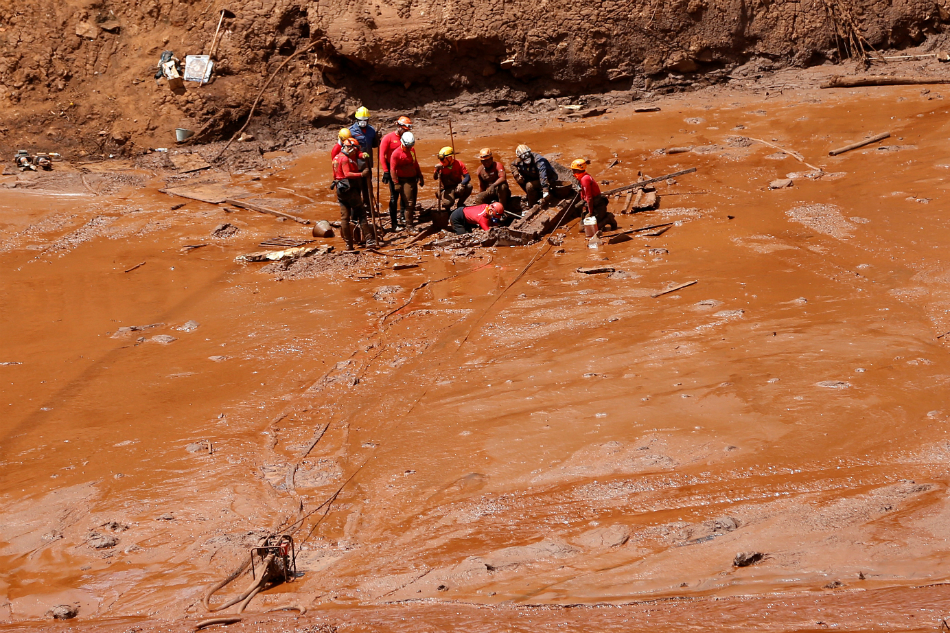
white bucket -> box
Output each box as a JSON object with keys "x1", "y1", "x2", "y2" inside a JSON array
[{"x1": 175, "y1": 128, "x2": 194, "y2": 142}]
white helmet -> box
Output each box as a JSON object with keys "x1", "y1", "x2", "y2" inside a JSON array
[{"x1": 401, "y1": 131, "x2": 415, "y2": 148}]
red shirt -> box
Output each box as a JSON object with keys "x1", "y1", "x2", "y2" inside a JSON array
[
  {"x1": 477, "y1": 161, "x2": 506, "y2": 191},
  {"x1": 390, "y1": 145, "x2": 420, "y2": 180},
  {"x1": 577, "y1": 172, "x2": 601, "y2": 205},
  {"x1": 435, "y1": 159, "x2": 468, "y2": 187},
  {"x1": 331, "y1": 143, "x2": 343, "y2": 160},
  {"x1": 462, "y1": 204, "x2": 495, "y2": 231},
  {"x1": 380, "y1": 131, "x2": 403, "y2": 174},
  {"x1": 332, "y1": 152, "x2": 362, "y2": 181}
]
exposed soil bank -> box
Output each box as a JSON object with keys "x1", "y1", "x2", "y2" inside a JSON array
[
  {"x1": 4, "y1": 0, "x2": 950, "y2": 155},
  {"x1": 5, "y1": 72, "x2": 950, "y2": 630}
]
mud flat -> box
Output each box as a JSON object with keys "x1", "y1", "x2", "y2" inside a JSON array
[{"x1": 5, "y1": 72, "x2": 950, "y2": 631}]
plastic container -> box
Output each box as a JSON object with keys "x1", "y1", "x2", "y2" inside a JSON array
[
  {"x1": 175, "y1": 128, "x2": 194, "y2": 142},
  {"x1": 583, "y1": 215, "x2": 598, "y2": 238}
]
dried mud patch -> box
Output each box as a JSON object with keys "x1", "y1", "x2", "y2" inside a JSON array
[
  {"x1": 786, "y1": 204, "x2": 854, "y2": 239},
  {"x1": 262, "y1": 250, "x2": 388, "y2": 281}
]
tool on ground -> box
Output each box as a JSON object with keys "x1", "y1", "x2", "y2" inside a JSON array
[
  {"x1": 208, "y1": 9, "x2": 234, "y2": 59},
  {"x1": 250, "y1": 535, "x2": 297, "y2": 584}
]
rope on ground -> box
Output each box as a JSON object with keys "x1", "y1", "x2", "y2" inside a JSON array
[{"x1": 213, "y1": 40, "x2": 320, "y2": 162}]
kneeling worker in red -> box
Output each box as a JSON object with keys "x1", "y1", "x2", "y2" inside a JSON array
[
  {"x1": 450, "y1": 201, "x2": 505, "y2": 234},
  {"x1": 571, "y1": 158, "x2": 617, "y2": 231}
]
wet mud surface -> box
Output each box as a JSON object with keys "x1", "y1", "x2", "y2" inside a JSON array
[{"x1": 5, "y1": 71, "x2": 950, "y2": 630}]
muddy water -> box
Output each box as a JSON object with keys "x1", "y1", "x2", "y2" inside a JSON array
[{"x1": 4, "y1": 76, "x2": 950, "y2": 630}]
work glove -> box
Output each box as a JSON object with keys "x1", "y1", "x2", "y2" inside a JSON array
[
  {"x1": 382, "y1": 172, "x2": 392, "y2": 185},
  {"x1": 418, "y1": 174, "x2": 425, "y2": 187},
  {"x1": 361, "y1": 168, "x2": 371, "y2": 178},
  {"x1": 542, "y1": 190, "x2": 550, "y2": 199}
]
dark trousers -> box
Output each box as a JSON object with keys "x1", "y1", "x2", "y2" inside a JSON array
[
  {"x1": 396, "y1": 180, "x2": 418, "y2": 226},
  {"x1": 450, "y1": 207, "x2": 471, "y2": 234},
  {"x1": 338, "y1": 186, "x2": 373, "y2": 248},
  {"x1": 387, "y1": 177, "x2": 399, "y2": 228},
  {"x1": 438, "y1": 182, "x2": 473, "y2": 210}
]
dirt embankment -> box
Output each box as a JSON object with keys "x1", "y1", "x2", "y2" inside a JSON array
[{"x1": 0, "y1": 0, "x2": 948, "y2": 155}]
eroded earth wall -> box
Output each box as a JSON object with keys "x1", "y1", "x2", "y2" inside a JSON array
[{"x1": 0, "y1": 0, "x2": 947, "y2": 153}]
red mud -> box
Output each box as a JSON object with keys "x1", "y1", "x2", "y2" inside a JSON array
[{"x1": 5, "y1": 68, "x2": 950, "y2": 631}]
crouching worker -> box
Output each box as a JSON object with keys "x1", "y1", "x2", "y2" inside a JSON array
[
  {"x1": 332, "y1": 139, "x2": 377, "y2": 250},
  {"x1": 435, "y1": 147, "x2": 472, "y2": 210},
  {"x1": 474, "y1": 148, "x2": 510, "y2": 208},
  {"x1": 512, "y1": 144, "x2": 557, "y2": 207},
  {"x1": 571, "y1": 158, "x2": 617, "y2": 231},
  {"x1": 450, "y1": 201, "x2": 505, "y2": 235}
]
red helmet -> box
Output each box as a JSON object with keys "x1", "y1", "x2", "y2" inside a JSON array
[{"x1": 488, "y1": 202, "x2": 504, "y2": 218}]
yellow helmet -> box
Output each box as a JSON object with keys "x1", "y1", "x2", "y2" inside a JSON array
[
  {"x1": 438, "y1": 146, "x2": 455, "y2": 160},
  {"x1": 571, "y1": 158, "x2": 588, "y2": 171},
  {"x1": 355, "y1": 106, "x2": 371, "y2": 120},
  {"x1": 338, "y1": 127, "x2": 352, "y2": 141}
]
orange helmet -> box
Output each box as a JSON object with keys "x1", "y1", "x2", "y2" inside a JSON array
[
  {"x1": 571, "y1": 158, "x2": 588, "y2": 172},
  {"x1": 488, "y1": 202, "x2": 504, "y2": 218},
  {"x1": 342, "y1": 138, "x2": 359, "y2": 153},
  {"x1": 478, "y1": 148, "x2": 493, "y2": 159},
  {"x1": 397, "y1": 116, "x2": 412, "y2": 129}
]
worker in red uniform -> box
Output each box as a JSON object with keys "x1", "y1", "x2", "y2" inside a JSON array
[
  {"x1": 330, "y1": 127, "x2": 352, "y2": 161},
  {"x1": 450, "y1": 201, "x2": 505, "y2": 234},
  {"x1": 435, "y1": 147, "x2": 472, "y2": 211},
  {"x1": 389, "y1": 132, "x2": 424, "y2": 230},
  {"x1": 380, "y1": 116, "x2": 412, "y2": 231},
  {"x1": 571, "y1": 158, "x2": 616, "y2": 231},
  {"x1": 332, "y1": 139, "x2": 376, "y2": 250},
  {"x1": 473, "y1": 148, "x2": 510, "y2": 208}
]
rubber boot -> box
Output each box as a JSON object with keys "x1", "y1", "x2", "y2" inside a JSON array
[
  {"x1": 360, "y1": 220, "x2": 376, "y2": 247},
  {"x1": 341, "y1": 221, "x2": 355, "y2": 251}
]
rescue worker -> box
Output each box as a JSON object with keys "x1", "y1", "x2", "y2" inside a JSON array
[
  {"x1": 380, "y1": 116, "x2": 412, "y2": 231},
  {"x1": 474, "y1": 148, "x2": 510, "y2": 208},
  {"x1": 389, "y1": 132, "x2": 424, "y2": 230},
  {"x1": 348, "y1": 107, "x2": 379, "y2": 210},
  {"x1": 330, "y1": 127, "x2": 353, "y2": 161},
  {"x1": 571, "y1": 158, "x2": 617, "y2": 231},
  {"x1": 434, "y1": 147, "x2": 472, "y2": 211},
  {"x1": 511, "y1": 145, "x2": 558, "y2": 207},
  {"x1": 332, "y1": 138, "x2": 377, "y2": 250},
  {"x1": 450, "y1": 201, "x2": 505, "y2": 234}
]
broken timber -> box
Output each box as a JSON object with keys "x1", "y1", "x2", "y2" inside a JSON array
[
  {"x1": 224, "y1": 199, "x2": 310, "y2": 225},
  {"x1": 508, "y1": 196, "x2": 583, "y2": 241},
  {"x1": 828, "y1": 132, "x2": 890, "y2": 156},
  {"x1": 652, "y1": 280, "x2": 697, "y2": 298},
  {"x1": 603, "y1": 168, "x2": 697, "y2": 196},
  {"x1": 821, "y1": 75, "x2": 950, "y2": 88}
]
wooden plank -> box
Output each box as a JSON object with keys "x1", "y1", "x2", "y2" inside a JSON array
[
  {"x1": 603, "y1": 168, "x2": 697, "y2": 196},
  {"x1": 651, "y1": 280, "x2": 697, "y2": 298},
  {"x1": 821, "y1": 75, "x2": 950, "y2": 88},
  {"x1": 621, "y1": 191, "x2": 634, "y2": 213},
  {"x1": 224, "y1": 198, "x2": 311, "y2": 225},
  {"x1": 828, "y1": 132, "x2": 890, "y2": 156},
  {"x1": 169, "y1": 153, "x2": 212, "y2": 173},
  {"x1": 161, "y1": 184, "x2": 249, "y2": 204}
]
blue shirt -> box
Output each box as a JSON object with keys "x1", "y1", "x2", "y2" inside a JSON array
[
  {"x1": 512, "y1": 152, "x2": 557, "y2": 191},
  {"x1": 348, "y1": 123, "x2": 378, "y2": 154}
]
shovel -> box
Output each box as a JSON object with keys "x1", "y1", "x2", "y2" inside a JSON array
[{"x1": 208, "y1": 9, "x2": 235, "y2": 59}]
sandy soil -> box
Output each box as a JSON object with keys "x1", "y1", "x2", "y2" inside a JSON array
[{"x1": 4, "y1": 66, "x2": 950, "y2": 631}]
